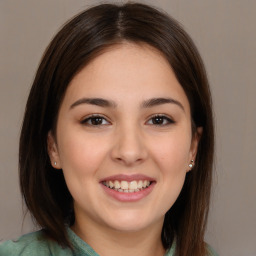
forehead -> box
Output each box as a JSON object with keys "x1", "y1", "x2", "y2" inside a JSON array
[{"x1": 63, "y1": 42, "x2": 190, "y2": 112}]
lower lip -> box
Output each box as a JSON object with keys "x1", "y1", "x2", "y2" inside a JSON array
[{"x1": 101, "y1": 182, "x2": 155, "y2": 202}]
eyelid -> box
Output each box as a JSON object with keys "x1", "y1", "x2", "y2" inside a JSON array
[
  {"x1": 80, "y1": 114, "x2": 111, "y2": 126},
  {"x1": 146, "y1": 114, "x2": 175, "y2": 125},
  {"x1": 80, "y1": 113, "x2": 175, "y2": 127}
]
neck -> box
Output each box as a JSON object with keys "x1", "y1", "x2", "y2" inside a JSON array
[{"x1": 71, "y1": 219, "x2": 166, "y2": 256}]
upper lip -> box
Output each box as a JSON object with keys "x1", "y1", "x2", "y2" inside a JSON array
[{"x1": 100, "y1": 174, "x2": 155, "y2": 183}]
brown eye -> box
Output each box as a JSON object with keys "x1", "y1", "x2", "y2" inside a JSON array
[
  {"x1": 147, "y1": 115, "x2": 175, "y2": 126},
  {"x1": 152, "y1": 116, "x2": 164, "y2": 125},
  {"x1": 81, "y1": 115, "x2": 110, "y2": 126}
]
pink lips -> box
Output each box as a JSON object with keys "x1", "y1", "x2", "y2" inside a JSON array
[{"x1": 100, "y1": 174, "x2": 156, "y2": 202}]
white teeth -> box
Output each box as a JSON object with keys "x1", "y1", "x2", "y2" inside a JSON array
[
  {"x1": 114, "y1": 180, "x2": 120, "y2": 189},
  {"x1": 104, "y1": 180, "x2": 152, "y2": 192},
  {"x1": 137, "y1": 180, "x2": 143, "y2": 189},
  {"x1": 143, "y1": 180, "x2": 149, "y2": 187},
  {"x1": 109, "y1": 181, "x2": 114, "y2": 188},
  {"x1": 121, "y1": 181, "x2": 129, "y2": 190},
  {"x1": 129, "y1": 181, "x2": 137, "y2": 190}
]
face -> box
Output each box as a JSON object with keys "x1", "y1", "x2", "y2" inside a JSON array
[{"x1": 48, "y1": 43, "x2": 200, "y2": 234}]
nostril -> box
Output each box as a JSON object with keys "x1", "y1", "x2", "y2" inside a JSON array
[
  {"x1": 110, "y1": 136, "x2": 148, "y2": 166},
  {"x1": 115, "y1": 156, "x2": 144, "y2": 166}
]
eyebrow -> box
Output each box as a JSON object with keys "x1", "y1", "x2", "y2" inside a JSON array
[
  {"x1": 70, "y1": 98, "x2": 117, "y2": 109},
  {"x1": 141, "y1": 97, "x2": 184, "y2": 111},
  {"x1": 70, "y1": 97, "x2": 184, "y2": 111}
]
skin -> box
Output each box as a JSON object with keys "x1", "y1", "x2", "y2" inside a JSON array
[{"x1": 48, "y1": 43, "x2": 201, "y2": 256}]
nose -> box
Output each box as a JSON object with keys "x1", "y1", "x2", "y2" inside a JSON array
[{"x1": 110, "y1": 124, "x2": 148, "y2": 166}]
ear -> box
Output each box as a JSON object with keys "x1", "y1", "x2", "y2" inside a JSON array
[
  {"x1": 47, "y1": 131, "x2": 61, "y2": 169},
  {"x1": 187, "y1": 127, "x2": 203, "y2": 172}
]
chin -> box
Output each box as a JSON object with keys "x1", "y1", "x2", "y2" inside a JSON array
[
  {"x1": 109, "y1": 222, "x2": 150, "y2": 233},
  {"x1": 102, "y1": 211, "x2": 161, "y2": 233}
]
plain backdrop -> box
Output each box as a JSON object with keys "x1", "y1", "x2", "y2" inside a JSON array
[{"x1": 1, "y1": 1, "x2": 256, "y2": 255}]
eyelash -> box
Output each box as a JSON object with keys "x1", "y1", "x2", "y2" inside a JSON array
[
  {"x1": 80, "y1": 114, "x2": 175, "y2": 127},
  {"x1": 147, "y1": 114, "x2": 175, "y2": 126},
  {"x1": 80, "y1": 114, "x2": 110, "y2": 126}
]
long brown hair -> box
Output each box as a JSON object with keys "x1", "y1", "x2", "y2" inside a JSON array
[{"x1": 19, "y1": 3, "x2": 214, "y2": 256}]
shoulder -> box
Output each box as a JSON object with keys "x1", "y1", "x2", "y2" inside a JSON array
[
  {"x1": 206, "y1": 243, "x2": 219, "y2": 256},
  {"x1": 0, "y1": 230, "x2": 72, "y2": 256},
  {"x1": 0, "y1": 231, "x2": 51, "y2": 256}
]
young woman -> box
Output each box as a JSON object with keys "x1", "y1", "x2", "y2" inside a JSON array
[{"x1": 0, "y1": 2, "x2": 217, "y2": 256}]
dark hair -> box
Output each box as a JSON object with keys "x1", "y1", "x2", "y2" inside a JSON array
[{"x1": 19, "y1": 3, "x2": 214, "y2": 256}]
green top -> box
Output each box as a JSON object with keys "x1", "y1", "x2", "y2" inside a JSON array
[{"x1": 0, "y1": 228, "x2": 218, "y2": 256}]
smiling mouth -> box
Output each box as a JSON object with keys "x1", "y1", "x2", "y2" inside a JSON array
[{"x1": 102, "y1": 180, "x2": 153, "y2": 193}]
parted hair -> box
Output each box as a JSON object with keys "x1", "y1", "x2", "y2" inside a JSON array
[{"x1": 19, "y1": 2, "x2": 214, "y2": 256}]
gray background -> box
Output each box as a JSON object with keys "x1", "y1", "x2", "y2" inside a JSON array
[{"x1": 1, "y1": 1, "x2": 255, "y2": 255}]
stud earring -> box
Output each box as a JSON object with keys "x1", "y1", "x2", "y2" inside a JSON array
[
  {"x1": 54, "y1": 161, "x2": 57, "y2": 166},
  {"x1": 188, "y1": 160, "x2": 194, "y2": 168}
]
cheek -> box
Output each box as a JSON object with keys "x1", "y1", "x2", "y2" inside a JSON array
[
  {"x1": 150, "y1": 139, "x2": 189, "y2": 212},
  {"x1": 151, "y1": 132, "x2": 191, "y2": 173},
  {"x1": 57, "y1": 131, "x2": 109, "y2": 178},
  {"x1": 148, "y1": 131, "x2": 191, "y2": 209},
  {"x1": 56, "y1": 132, "x2": 110, "y2": 206}
]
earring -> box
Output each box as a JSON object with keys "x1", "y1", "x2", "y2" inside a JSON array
[
  {"x1": 54, "y1": 161, "x2": 57, "y2": 166},
  {"x1": 188, "y1": 160, "x2": 194, "y2": 168}
]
